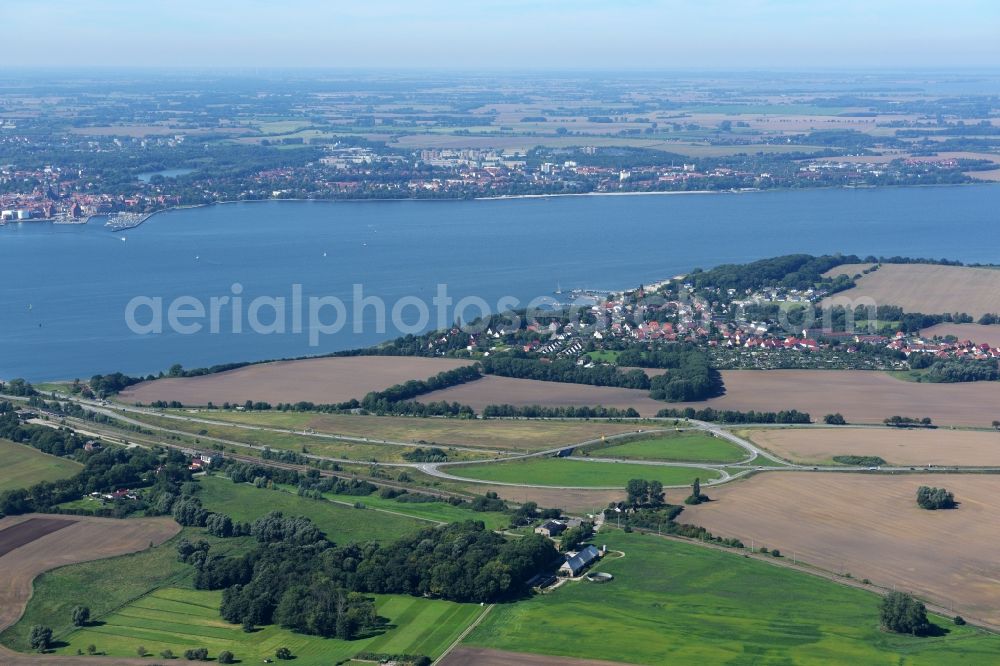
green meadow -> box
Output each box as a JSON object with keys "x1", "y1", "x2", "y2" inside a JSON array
[
  {"x1": 1, "y1": 528, "x2": 252, "y2": 652},
  {"x1": 447, "y1": 458, "x2": 718, "y2": 487},
  {"x1": 466, "y1": 530, "x2": 1000, "y2": 664},
  {"x1": 197, "y1": 474, "x2": 424, "y2": 544},
  {"x1": 56, "y1": 587, "x2": 485, "y2": 664},
  {"x1": 0, "y1": 438, "x2": 82, "y2": 492},
  {"x1": 586, "y1": 431, "x2": 748, "y2": 463},
  {"x1": 320, "y1": 489, "x2": 511, "y2": 531}
]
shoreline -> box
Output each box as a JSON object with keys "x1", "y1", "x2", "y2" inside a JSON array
[{"x1": 3, "y1": 182, "x2": 995, "y2": 231}]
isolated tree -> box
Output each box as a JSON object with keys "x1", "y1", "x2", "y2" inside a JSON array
[
  {"x1": 71, "y1": 605, "x2": 90, "y2": 627},
  {"x1": 218, "y1": 650, "x2": 235, "y2": 664},
  {"x1": 276, "y1": 646, "x2": 293, "y2": 660},
  {"x1": 160, "y1": 648, "x2": 175, "y2": 659},
  {"x1": 29, "y1": 625, "x2": 52, "y2": 652},
  {"x1": 136, "y1": 646, "x2": 147, "y2": 657},
  {"x1": 993, "y1": 420, "x2": 1000, "y2": 431},
  {"x1": 86, "y1": 644, "x2": 97, "y2": 655},
  {"x1": 685, "y1": 478, "x2": 709, "y2": 505},
  {"x1": 916, "y1": 486, "x2": 956, "y2": 510},
  {"x1": 880, "y1": 591, "x2": 930, "y2": 635},
  {"x1": 824, "y1": 413, "x2": 847, "y2": 425}
]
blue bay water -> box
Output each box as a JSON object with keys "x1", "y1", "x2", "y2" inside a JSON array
[{"x1": 1, "y1": 185, "x2": 998, "y2": 380}]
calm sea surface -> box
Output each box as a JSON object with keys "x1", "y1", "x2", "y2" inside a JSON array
[{"x1": 2, "y1": 185, "x2": 998, "y2": 380}]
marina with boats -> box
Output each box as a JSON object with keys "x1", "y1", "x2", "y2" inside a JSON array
[{"x1": 104, "y1": 211, "x2": 153, "y2": 231}]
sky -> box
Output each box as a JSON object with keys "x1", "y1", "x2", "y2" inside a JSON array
[{"x1": 3, "y1": 0, "x2": 999, "y2": 69}]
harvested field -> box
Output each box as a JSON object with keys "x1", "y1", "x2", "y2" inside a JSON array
[
  {"x1": 749, "y1": 427, "x2": 1000, "y2": 466},
  {"x1": 670, "y1": 369, "x2": 1000, "y2": 427},
  {"x1": 441, "y1": 647, "x2": 626, "y2": 666},
  {"x1": 419, "y1": 375, "x2": 666, "y2": 416},
  {"x1": 306, "y1": 414, "x2": 643, "y2": 453},
  {"x1": 921, "y1": 322, "x2": 1000, "y2": 347},
  {"x1": 0, "y1": 518, "x2": 75, "y2": 558},
  {"x1": 426, "y1": 370, "x2": 1000, "y2": 427},
  {"x1": 197, "y1": 409, "x2": 646, "y2": 453},
  {"x1": 0, "y1": 514, "x2": 180, "y2": 634},
  {"x1": 683, "y1": 473, "x2": 1000, "y2": 626},
  {"x1": 968, "y1": 169, "x2": 1000, "y2": 182},
  {"x1": 464, "y1": 485, "x2": 624, "y2": 513},
  {"x1": 821, "y1": 263, "x2": 1000, "y2": 317},
  {"x1": 119, "y1": 356, "x2": 473, "y2": 406}
]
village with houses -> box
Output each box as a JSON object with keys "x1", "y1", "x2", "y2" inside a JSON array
[{"x1": 418, "y1": 272, "x2": 1000, "y2": 378}]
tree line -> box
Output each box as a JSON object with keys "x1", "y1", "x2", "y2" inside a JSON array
[
  {"x1": 655, "y1": 407, "x2": 811, "y2": 424},
  {"x1": 479, "y1": 356, "x2": 651, "y2": 389},
  {"x1": 482, "y1": 404, "x2": 640, "y2": 419}
]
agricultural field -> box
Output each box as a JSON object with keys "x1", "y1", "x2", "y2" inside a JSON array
[
  {"x1": 683, "y1": 472, "x2": 1000, "y2": 626},
  {"x1": 196, "y1": 474, "x2": 425, "y2": 544},
  {"x1": 582, "y1": 431, "x2": 748, "y2": 463},
  {"x1": 185, "y1": 409, "x2": 645, "y2": 453},
  {"x1": 669, "y1": 369, "x2": 1000, "y2": 428},
  {"x1": 921, "y1": 322, "x2": 1000, "y2": 347},
  {"x1": 423, "y1": 370, "x2": 1000, "y2": 427},
  {"x1": 446, "y1": 458, "x2": 719, "y2": 488},
  {"x1": 55, "y1": 587, "x2": 486, "y2": 665},
  {"x1": 442, "y1": 647, "x2": 621, "y2": 666},
  {"x1": 453, "y1": 484, "x2": 625, "y2": 514},
  {"x1": 317, "y1": 489, "x2": 511, "y2": 531},
  {"x1": 748, "y1": 427, "x2": 1000, "y2": 466},
  {"x1": 118, "y1": 356, "x2": 473, "y2": 406},
  {"x1": 419, "y1": 375, "x2": 666, "y2": 417},
  {"x1": 0, "y1": 438, "x2": 82, "y2": 492},
  {"x1": 821, "y1": 263, "x2": 1000, "y2": 318},
  {"x1": 464, "y1": 530, "x2": 1000, "y2": 664},
  {"x1": 0, "y1": 514, "x2": 181, "y2": 647},
  {"x1": 126, "y1": 412, "x2": 490, "y2": 462}
]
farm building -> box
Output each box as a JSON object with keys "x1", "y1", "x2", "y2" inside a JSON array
[
  {"x1": 560, "y1": 545, "x2": 601, "y2": 577},
  {"x1": 535, "y1": 520, "x2": 567, "y2": 537}
]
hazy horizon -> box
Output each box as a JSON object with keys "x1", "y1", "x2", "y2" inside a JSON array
[{"x1": 4, "y1": 0, "x2": 999, "y2": 69}]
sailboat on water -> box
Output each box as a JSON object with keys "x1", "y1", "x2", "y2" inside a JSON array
[{"x1": 555, "y1": 281, "x2": 563, "y2": 295}]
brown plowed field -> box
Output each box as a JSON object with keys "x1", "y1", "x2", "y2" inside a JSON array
[
  {"x1": 119, "y1": 356, "x2": 473, "y2": 406},
  {"x1": 465, "y1": 484, "x2": 624, "y2": 513},
  {"x1": 921, "y1": 323, "x2": 1000, "y2": 347},
  {"x1": 684, "y1": 472, "x2": 1000, "y2": 626},
  {"x1": 678, "y1": 370, "x2": 1000, "y2": 427},
  {"x1": 0, "y1": 514, "x2": 180, "y2": 636},
  {"x1": 418, "y1": 376, "x2": 667, "y2": 416},
  {"x1": 749, "y1": 427, "x2": 1000, "y2": 466},
  {"x1": 424, "y1": 370, "x2": 1000, "y2": 427},
  {"x1": 0, "y1": 518, "x2": 76, "y2": 558},
  {"x1": 821, "y1": 263, "x2": 1000, "y2": 317}
]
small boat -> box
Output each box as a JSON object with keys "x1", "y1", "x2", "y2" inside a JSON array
[{"x1": 555, "y1": 281, "x2": 563, "y2": 295}]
